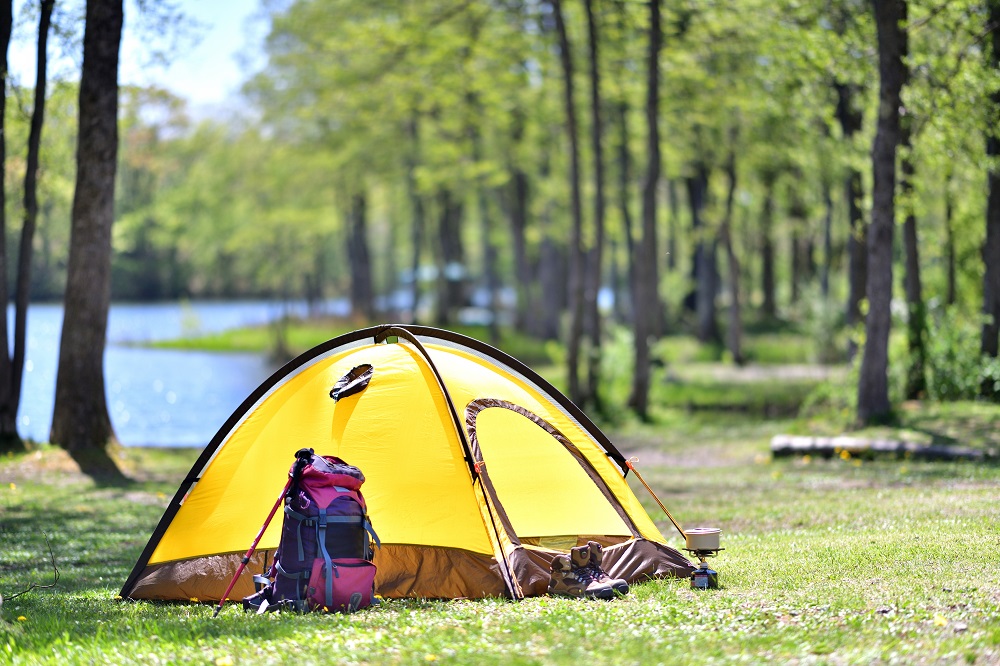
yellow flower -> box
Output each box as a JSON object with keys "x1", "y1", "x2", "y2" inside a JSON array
[
  {"x1": 840, "y1": 449, "x2": 851, "y2": 460},
  {"x1": 934, "y1": 614, "x2": 948, "y2": 627},
  {"x1": 216, "y1": 657, "x2": 234, "y2": 666},
  {"x1": 425, "y1": 656, "x2": 438, "y2": 662},
  {"x1": 8, "y1": 483, "x2": 15, "y2": 491},
  {"x1": 801, "y1": 455, "x2": 811, "y2": 464},
  {"x1": 189, "y1": 597, "x2": 200, "y2": 603},
  {"x1": 17, "y1": 616, "x2": 26, "y2": 622}
]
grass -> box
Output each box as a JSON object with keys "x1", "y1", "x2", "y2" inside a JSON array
[
  {"x1": 2, "y1": 401, "x2": 999, "y2": 664},
  {"x1": 150, "y1": 318, "x2": 554, "y2": 366},
  {"x1": 6, "y1": 323, "x2": 1000, "y2": 663}
]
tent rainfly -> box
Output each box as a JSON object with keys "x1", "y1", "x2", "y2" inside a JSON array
[{"x1": 120, "y1": 325, "x2": 694, "y2": 602}]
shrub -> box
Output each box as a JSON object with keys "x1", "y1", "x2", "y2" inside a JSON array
[{"x1": 925, "y1": 306, "x2": 998, "y2": 401}]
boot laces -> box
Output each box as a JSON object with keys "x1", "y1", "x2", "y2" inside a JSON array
[
  {"x1": 584, "y1": 562, "x2": 611, "y2": 583},
  {"x1": 575, "y1": 563, "x2": 604, "y2": 585}
]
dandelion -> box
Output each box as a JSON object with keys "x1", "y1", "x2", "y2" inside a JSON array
[
  {"x1": 801, "y1": 455, "x2": 811, "y2": 465},
  {"x1": 934, "y1": 614, "x2": 948, "y2": 627},
  {"x1": 190, "y1": 597, "x2": 200, "y2": 603},
  {"x1": 425, "y1": 656, "x2": 438, "y2": 662},
  {"x1": 8, "y1": 483, "x2": 15, "y2": 491},
  {"x1": 17, "y1": 616, "x2": 26, "y2": 622},
  {"x1": 215, "y1": 657, "x2": 234, "y2": 666},
  {"x1": 840, "y1": 449, "x2": 851, "y2": 461}
]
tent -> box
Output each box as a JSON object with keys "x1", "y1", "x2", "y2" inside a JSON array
[{"x1": 120, "y1": 325, "x2": 693, "y2": 602}]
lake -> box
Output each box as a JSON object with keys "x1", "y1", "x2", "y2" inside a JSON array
[{"x1": 12, "y1": 299, "x2": 347, "y2": 448}]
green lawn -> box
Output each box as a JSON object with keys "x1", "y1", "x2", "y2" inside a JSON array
[
  {"x1": 6, "y1": 323, "x2": 999, "y2": 663},
  {"x1": 2, "y1": 402, "x2": 998, "y2": 664}
]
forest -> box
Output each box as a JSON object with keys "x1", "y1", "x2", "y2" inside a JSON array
[{"x1": 1, "y1": 0, "x2": 1000, "y2": 467}]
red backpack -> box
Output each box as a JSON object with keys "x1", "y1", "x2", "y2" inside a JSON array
[{"x1": 243, "y1": 451, "x2": 380, "y2": 613}]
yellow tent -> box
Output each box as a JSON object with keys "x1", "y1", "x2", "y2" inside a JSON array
[{"x1": 121, "y1": 325, "x2": 692, "y2": 602}]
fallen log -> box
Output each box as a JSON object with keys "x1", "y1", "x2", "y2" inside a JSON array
[{"x1": 769, "y1": 435, "x2": 997, "y2": 461}]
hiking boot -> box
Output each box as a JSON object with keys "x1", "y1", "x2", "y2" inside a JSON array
[
  {"x1": 584, "y1": 541, "x2": 629, "y2": 595},
  {"x1": 548, "y1": 552, "x2": 613, "y2": 599}
]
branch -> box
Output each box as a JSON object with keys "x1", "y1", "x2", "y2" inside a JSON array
[{"x1": 5, "y1": 533, "x2": 60, "y2": 602}]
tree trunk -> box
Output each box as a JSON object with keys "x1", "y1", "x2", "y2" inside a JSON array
[
  {"x1": 858, "y1": 0, "x2": 906, "y2": 424},
  {"x1": 537, "y1": 234, "x2": 564, "y2": 341},
  {"x1": 615, "y1": 99, "x2": 635, "y2": 325},
  {"x1": 901, "y1": 127, "x2": 927, "y2": 399},
  {"x1": 509, "y1": 168, "x2": 531, "y2": 332},
  {"x1": 0, "y1": 0, "x2": 15, "y2": 451},
  {"x1": 821, "y1": 181, "x2": 833, "y2": 298},
  {"x1": 687, "y1": 165, "x2": 719, "y2": 343},
  {"x1": 550, "y1": 0, "x2": 586, "y2": 406},
  {"x1": 50, "y1": 0, "x2": 125, "y2": 480},
  {"x1": 583, "y1": 0, "x2": 605, "y2": 411},
  {"x1": 667, "y1": 179, "x2": 679, "y2": 272},
  {"x1": 835, "y1": 82, "x2": 866, "y2": 357},
  {"x1": 9, "y1": 0, "x2": 55, "y2": 442},
  {"x1": 981, "y1": 0, "x2": 1000, "y2": 368},
  {"x1": 944, "y1": 169, "x2": 956, "y2": 306},
  {"x1": 760, "y1": 175, "x2": 777, "y2": 318},
  {"x1": 435, "y1": 188, "x2": 465, "y2": 327},
  {"x1": 720, "y1": 135, "x2": 744, "y2": 365},
  {"x1": 347, "y1": 190, "x2": 375, "y2": 322},
  {"x1": 406, "y1": 115, "x2": 425, "y2": 324},
  {"x1": 629, "y1": 0, "x2": 662, "y2": 419},
  {"x1": 788, "y1": 190, "x2": 807, "y2": 306}
]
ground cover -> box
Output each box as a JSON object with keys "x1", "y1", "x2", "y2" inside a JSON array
[
  {"x1": 8, "y1": 323, "x2": 1000, "y2": 663},
  {"x1": 2, "y1": 398, "x2": 998, "y2": 665}
]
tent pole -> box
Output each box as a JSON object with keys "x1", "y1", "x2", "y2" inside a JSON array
[
  {"x1": 211, "y1": 476, "x2": 292, "y2": 617},
  {"x1": 213, "y1": 449, "x2": 313, "y2": 617},
  {"x1": 625, "y1": 458, "x2": 687, "y2": 540}
]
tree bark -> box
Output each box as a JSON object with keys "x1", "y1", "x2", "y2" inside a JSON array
[
  {"x1": 508, "y1": 168, "x2": 531, "y2": 331},
  {"x1": 788, "y1": 189, "x2": 807, "y2": 306},
  {"x1": 50, "y1": 0, "x2": 126, "y2": 480},
  {"x1": 687, "y1": 165, "x2": 719, "y2": 343},
  {"x1": 720, "y1": 134, "x2": 744, "y2": 365},
  {"x1": 0, "y1": 0, "x2": 15, "y2": 451},
  {"x1": 858, "y1": 0, "x2": 906, "y2": 424},
  {"x1": 550, "y1": 0, "x2": 586, "y2": 406},
  {"x1": 347, "y1": 190, "x2": 375, "y2": 322},
  {"x1": 406, "y1": 115, "x2": 425, "y2": 324},
  {"x1": 9, "y1": 0, "x2": 55, "y2": 440},
  {"x1": 760, "y1": 175, "x2": 777, "y2": 318},
  {"x1": 615, "y1": 99, "x2": 635, "y2": 325},
  {"x1": 583, "y1": 0, "x2": 605, "y2": 411},
  {"x1": 667, "y1": 179, "x2": 679, "y2": 272},
  {"x1": 835, "y1": 82, "x2": 866, "y2": 358},
  {"x1": 901, "y1": 128, "x2": 927, "y2": 399},
  {"x1": 944, "y1": 169, "x2": 956, "y2": 306},
  {"x1": 820, "y1": 181, "x2": 833, "y2": 299},
  {"x1": 981, "y1": 0, "x2": 1000, "y2": 367},
  {"x1": 629, "y1": 0, "x2": 662, "y2": 419},
  {"x1": 435, "y1": 188, "x2": 465, "y2": 327}
]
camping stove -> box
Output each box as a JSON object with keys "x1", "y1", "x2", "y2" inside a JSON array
[{"x1": 683, "y1": 527, "x2": 723, "y2": 590}]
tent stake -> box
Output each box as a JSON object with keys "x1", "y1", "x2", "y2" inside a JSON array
[{"x1": 625, "y1": 458, "x2": 686, "y2": 541}]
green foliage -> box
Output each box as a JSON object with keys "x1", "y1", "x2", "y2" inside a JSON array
[{"x1": 925, "y1": 306, "x2": 1000, "y2": 402}]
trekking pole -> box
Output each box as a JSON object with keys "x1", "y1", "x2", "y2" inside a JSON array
[
  {"x1": 212, "y1": 448, "x2": 314, "y2": 617},
  {"x1": 625, "y1": 457, "x2": 687, "y2": 540}
]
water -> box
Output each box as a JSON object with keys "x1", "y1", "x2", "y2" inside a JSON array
[{"x1": 12, "y1": 299, "x2": 348, "y2": 448}]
